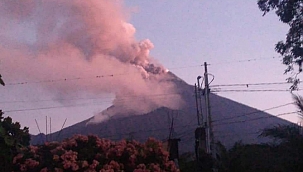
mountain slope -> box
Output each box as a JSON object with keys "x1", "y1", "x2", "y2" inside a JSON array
[{"x1": 32, "y1": 72, "x2": 293, "y2": 152}]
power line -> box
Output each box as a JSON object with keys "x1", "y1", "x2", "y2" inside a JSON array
[
  {"x1": 100, "y1": 123, "x2": 196, "y2": 139},
  {"x1": 34, "y1": 108, "x2": 296, "y2": 141},
  {"x1": 93, "y1": 109, "x2": 293, "y2": 140},
  {"x1": 2, "y1": 92, "x2": 184, "y2": 113},
  {"x1": 0, "y1": 96, "x2": 114, "y2": 104},
  {"x1": 212, "y1": 102, "x2": 295, "y2": 123},
  {"x1": 1, "y1": 56, "x2": 279, "y2": 86},
  {"x1": 95, "y1": 110, "x2": 199, "y2": 140},
  {"x1": 210, "y1": 81, "x2": 291, "y2": 88},
  {"x1": 0, "y1": 91, "x2": 186, "y2": 105},
  {"x1": 214, "y1": 131, "x2": 262, "y2": 138},
  {"x1": 167, "y1": 57, "x2": 278, "y2": 70},
  {"x1": 208, "y1": 57, "x2": 279, "y2": 66},
  {"x1": 213, "y1": 111, "x2": 299, "y2": 127},
  {"x1": 3, "y1": 102, "x2": 104, "y2": 113},
  {"x1": 4, "y1": 73, "x2": 128, "y2": 86},
  {"x1": 212, "y1": 89, "x2": 295, "y2": 92},
  {"x1": 90, "y1": 111, "x2": 292, "y2": 142}
]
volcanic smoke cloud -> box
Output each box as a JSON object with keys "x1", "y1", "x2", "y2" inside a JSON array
[{"x1": 0, "y1": 0, "x2": 184, "y2": 123}]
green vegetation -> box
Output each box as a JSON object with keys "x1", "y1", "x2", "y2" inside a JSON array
[
  {"x1": 0, "y1": 110, "x2": 30, "y2": 171},
  {"x1": 220, "y1": 124, "x2": 303, "y2": 172},
  {"x1": 178, "y1": 124, "x2": 303, "y2": 172},
  {"x1": 258, "y1": 0, "x2": 303, "y2": 89},
  {"x1": 12, "y1": 135, "x2": 179, "y2": 172}
]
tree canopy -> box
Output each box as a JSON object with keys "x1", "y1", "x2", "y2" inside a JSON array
[
  {"x1": 0, "y1": 110, "x2": 30, "y2": 171},
  {"x1": 13, "y1": 135, "x2": 179, "y2": 172},
  {"x1": 258, "y1": 0, "x2": 303, "y2": 89}
]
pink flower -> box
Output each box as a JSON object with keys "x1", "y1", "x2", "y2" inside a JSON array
[
  {"x1": 84, "y1": 169, "x2": 97, "y2": 172},
  {"x1": 29, "y1": 145, "x2": 39, "y2": 154},
  {"x1": 149, "y1": 163, "x2": 161, "y2": 172},
  {"x1": 100, "y1": 169, "x2": 114, "y2": 172},
  {"x1": 53, "y1": 155, "x2": 60, "y2": 161},
  {"x1": 20, "y1": 164, "x2": 27, "y2": 172},
  {"x1": 63, "y1": 161, "x2": 72, "y2": 169},
  {"x1": 82, "y1": 160, "x2": 89, "y2": 168},
  {"x1": 54, "y1": 168, "x2": 64, "y2": 172},
  {"x1": 40, "y1": 167, "x2": 48, "y2": 172},
  {"x1": 129, "y1": 154, "x2": 136, "y2": 163},
  {"x1": 14, "y1": 135, "x2": 180, "y2": 172},
  {"x1": 71, "y1": 163, "x2": 79, "y2": 171},
  {"x1": 136, "y1": 164, "x2": 147, "y2": 170},
  {"x1": 24, "y1": 158, "x2": 39, "y2": 168},
  {"x1": 60, "y1": 150, "x2": 78, "y2": 161},
  {"x1": 133, "y1": 169, "x2": 150, "y2": 172},
  {"x1": 13, "y1": 153, "x2": 24, "y2": 164},
  {"x1": 75, "y1": 135, "x2": 89, "y2": 142},
  {"x1": 89, "y1": 160, "x2": 99, "y2": 169}
]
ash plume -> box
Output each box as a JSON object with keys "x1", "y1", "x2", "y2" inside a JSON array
[{"x1": 0, "y1": 0, "x2": 184, "y2": 123}]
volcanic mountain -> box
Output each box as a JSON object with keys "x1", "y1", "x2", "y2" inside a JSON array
[{"x1": 31, "y1": 72, "x2": 293, "y2": 152}]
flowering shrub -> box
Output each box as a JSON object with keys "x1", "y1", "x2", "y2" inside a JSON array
[{"x1": 13, "y1": 135, "x2": 180, "y2": 172}]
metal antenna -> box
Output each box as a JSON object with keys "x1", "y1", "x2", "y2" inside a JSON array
[
  {"x1": 49, "y1": 117, "x2": 52, "y2": 142},
  {"x1": 56, "y1": 118, "x2": 67, "y2": 140},
  {"x1": 46, "y1": 116, "x2": 48, "y2": 142},
  {"x1": 35, "y1": 119, "x2": 44, "y2": 144}
]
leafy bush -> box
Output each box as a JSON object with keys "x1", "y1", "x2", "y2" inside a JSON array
[
  {"x1": 0, "y1": 110, "x2": 30, "y2": 171},
  {"x1": 13, "y1": 135, "x2": 179, "y2": 172}
]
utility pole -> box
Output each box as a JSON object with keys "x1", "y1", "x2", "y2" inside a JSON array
[
  {"x1": 46, "y1": 116, "x2": 48, "y2": 142},
  {"x1": 194, "y1": 63, "x2": 216, "y2": 171},
  {"x1": 197, "y1": 77, "x2": 204, "y2": 126},
  {"x1": 204, "y1": 62, "x2": 211, "y2": 154},
  {"x1": 195, "y1": 74, "x2": 210, "y2": 172},
  {"x1": 50, "y1": 117, "x2": 52, "y2": 142},
  {"x1": 204, "y1": 62, "x2": 217, "y2": 171},
  {"x1": 195, "y1": 83, "x2": 201, "y2": 126}
]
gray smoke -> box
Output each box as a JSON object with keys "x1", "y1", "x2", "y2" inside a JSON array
[{"x1": 0, "y1": 0, "x2": 184, "y2": 123}]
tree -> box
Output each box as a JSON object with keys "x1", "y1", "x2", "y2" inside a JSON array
[
  {"x1": 258, "y1": 0, "x2": 303, "y2": 90},
  {"x1": 292, "y1": 94, "x2": 303, "y2": 118},
  {"x1": 0, "y1": 74, "x2": 5, "y2": 86},
  {"x1": 224, "y1": 142, "x2": 288, "y2": 172},
  {"x1": 13, "y1": 135, "x2": 180, "y2": 172},
  {"x1": 260, "y1": 124, "x2": 303, "y2": 171},
  {"x1": 0, "y1": 110, "x2": 30, "y2": 171}
]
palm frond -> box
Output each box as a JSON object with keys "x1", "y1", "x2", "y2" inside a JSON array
[
  {"x1": 293, "y1": 94, "x2": 303, "y2": 117},
  {"x1": 260, "y1": 124, "x2": 301, "y2": 142}
]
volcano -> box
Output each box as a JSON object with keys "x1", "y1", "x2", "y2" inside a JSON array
[{"x1": 31, "y1": 72, "x2": 293, "y2": 152}]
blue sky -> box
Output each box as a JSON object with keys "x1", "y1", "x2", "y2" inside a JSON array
[{"x1": 1, "y1": 0, "x2": 301, "y2": 135}]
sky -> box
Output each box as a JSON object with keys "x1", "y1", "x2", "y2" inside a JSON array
[{"x1": 0, "y1": 0, "x2": 301, "y2": 135}]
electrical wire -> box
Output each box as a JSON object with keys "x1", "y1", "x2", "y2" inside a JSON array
[
  {"x1": 168, "y1": 57, "x2": 278, "y2": 70},
  {"x1": 212, "y1": 89, "x2": 295, "y2": 92},
  {"x1": 0, "y1": 56, "x2": 280, "y2": 87},
  {"x1": 210, "y1": 81, "x2": 292, "y2": 88},
  {"x1": 100, "y1": 123, "x2": 197, "y2": 139},
  {"x1": 208, "y1": 73, "x2": 215, "y2": 85},
  {"x1": 214, "y1": 131, "x2": 262, "y2": 138},
  {"x1": 212, "y1": 102, "x2": 295, "y2": 123},
  {"x1": 213, "y1": 111, "x2": 300, "y2": 127},
  {"x1": 208, "y1": 57, "x2": 279, "y2": 66},
  {"x1": 0, "y1": 91, "x2": 186, "y2": 104},
  {"x1": 4, "y1": 73, "x2": 129, "y2": 86}
]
